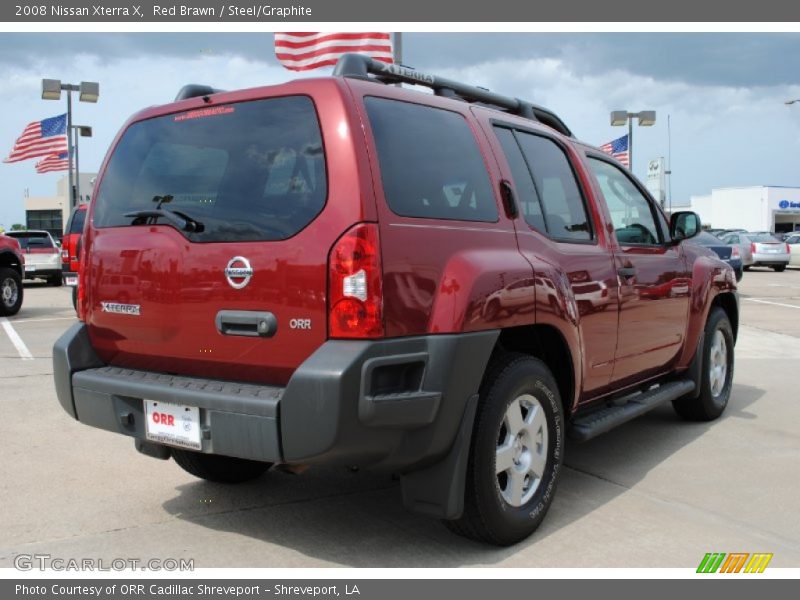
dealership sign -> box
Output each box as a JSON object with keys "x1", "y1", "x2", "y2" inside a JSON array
[
  {"x1": 778, "y1": 200, "x2": 800, "y2": 209},
  {"x1": 646, "y1": 157, "x2": 667, "y2": 207}
]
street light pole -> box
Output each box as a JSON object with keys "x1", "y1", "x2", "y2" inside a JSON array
[
  {"x1": 41, "y1": 79, "x2": 99, "y2": 210},
  {"x1": 610, "y1": 110, "x2": 656, "y2": 172}
]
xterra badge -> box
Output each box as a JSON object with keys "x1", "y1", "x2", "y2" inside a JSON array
[
  {"x1": 225, "y1": 256, "x2": 253, "y2": 289},
  {"x1": 100, "y1": 302, "x2": 141, "y2": 316}
]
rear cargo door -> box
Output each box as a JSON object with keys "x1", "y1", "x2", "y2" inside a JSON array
[{"x1": 85, "y1": 94, "x2": 352, "y2": 385}]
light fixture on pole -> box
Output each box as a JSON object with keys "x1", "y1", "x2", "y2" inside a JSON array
[
  {"x1": 610, "y1": 110, "x2": 656, "y2": 171},
  {"x1": 41, "y1": 79, "x2": 99, "y2": 209}
]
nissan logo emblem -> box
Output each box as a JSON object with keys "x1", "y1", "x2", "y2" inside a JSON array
[{"x1": 224, "y1": 256, "x2": 253, "y2": 289}]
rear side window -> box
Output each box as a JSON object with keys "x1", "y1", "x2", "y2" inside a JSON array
[
  {"x1": 66, "y1": 208, "x2": 86, "y2": 234},
  {"x1": 494, "y1": 127, "x2": 545, "y2": 232},
  {"x1": 8, "y1": 232, "x2": 53, "y2": 249},
  {"x1": 514, "y1": 132, "x2": 592, "y2": 241},
  {"x1": 365, "y1": 97, "x2": 497, "y2": 222},
  {"x1": 93, "y1": 96, "x2": 327, "y2": 242}
]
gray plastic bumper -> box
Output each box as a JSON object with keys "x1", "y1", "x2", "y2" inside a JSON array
[{"x1": 52, "y1": 324, "x2": 498, "y2": 472}]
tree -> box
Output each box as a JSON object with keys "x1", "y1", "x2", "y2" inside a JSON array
[{"x1": 10, "y1": 224, "x2": 25, "y2": 231}]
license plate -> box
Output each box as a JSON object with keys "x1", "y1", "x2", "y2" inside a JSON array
[
  {"x1": 24, "y1": 265, "x2": 35, "y2": 272},
  {"x1": 65, "y1": 275, "x2": 78, "y2": 286},
  {"x1": 766, "y1": 248, "x2": 780, "y2": 253},
  {"x1": 144, "y1": 400, "x2": 201, "y2": 450}
]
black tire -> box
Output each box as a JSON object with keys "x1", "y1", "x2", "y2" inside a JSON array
[
  {"x1": 71, "y1": 286, "x2": 78, "y2": 312},
  {"x1": 735, "y1": 268, "x2": 743, "y2": 282},
  {"x1": 171, "y1": 449, "x2": 271, "y2": 483},
  {"x1": 48, "y1": 273, "x2": 63, "y2": 287},
  {"x1": 672, "y1": 307, "x2": 734, "y2": 421},
  {"x1": 447, "y1": 354, "x2": 565, "y2": 546},
  {"x1": 0, "y1": 267, "x2": 23, "y2": 316},
  {"x1": 773, "y1": 264, "x2": 787, "y2": 272},
  {"x1": 743, "y1": 265, "x2": 751, "y2": 271}
]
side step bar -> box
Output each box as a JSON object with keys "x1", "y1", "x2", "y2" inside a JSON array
[{"x1": 569, "y1": 379, "x2": 695, "y2": 442}]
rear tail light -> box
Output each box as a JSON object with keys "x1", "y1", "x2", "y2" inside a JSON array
[
  {"x1": 61, "y1": 248, "x2": 69, "y2": 262},
  {"x1": 731, "y1": 246, "x2": 740, "y2": 258},
  {"x1": 750, "y1": 242, "x2": 757, "y2": 253},
  {"x1": 786, "y1": 243, "x2": 791, "y2": 253},
  {"x1": 76, "y1": 238, "x2": 86, "y2": 322},
  {"x1": 328, "y1": 223, "x2": 384, "y2": 339}
]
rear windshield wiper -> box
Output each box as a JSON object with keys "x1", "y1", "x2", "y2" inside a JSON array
[{"x1": 123, "y1": 208, "x2": 204, "y2": 233}]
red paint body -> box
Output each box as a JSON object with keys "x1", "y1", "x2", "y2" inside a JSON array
[
  {"x1": 80, "y1": 76, "x2": 736, "y2": 411},
  {"x1": 62, "y1": 203, "x2": 88, "y2": 274}
]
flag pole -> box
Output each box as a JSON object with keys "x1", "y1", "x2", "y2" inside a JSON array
[
  {"x1": 66, "y1": 90, "x2": 75, "y2": 209},
  {"x1": 393, "y1": 31, "x2": 402, "y2": 64}
]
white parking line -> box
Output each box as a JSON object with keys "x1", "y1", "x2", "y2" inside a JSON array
[
  {"x1": 745, "y1": 298, "x2": 800, "y2": 309},
  {"x1": 0, "y1": 317, "x2": 34, "y2": 360},
  {"x1": 10, "y1": 316, "x2": 75, "y2": 324}
]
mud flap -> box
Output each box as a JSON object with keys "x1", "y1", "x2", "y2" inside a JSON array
[{"x1": 399, "y1": 393, "x2": 479, "y2": 520}]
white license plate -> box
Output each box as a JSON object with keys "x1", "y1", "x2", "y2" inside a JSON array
[
  {"x1": 144, "y1": 400, "x2": 201, "y2": 450},
  {"x1": 65, "y1": 275, "x2": 78, "y2": 286},
  {"x1": 766, "y1": 249, "x2": 780, "y2": 253},
  {"x1": 24, "y1": 265, "x2": 35, "y2": 272}
]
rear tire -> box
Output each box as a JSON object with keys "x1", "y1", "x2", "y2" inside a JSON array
[
  {"x1": 48, "y1": 273, "x2": 63, "y2": 287},
  {"x1": 446, "y1": 353, "x2": 564, "y2": 546},
  {"x1": 71, "y1": 286, "x2": 78, "y2": 311},
  {"x1": 0, "y1": 268, "x2": 23, "y2": 316},
  {"x1": 773, "y1": 264, "x2": 786, "y2": 272},
  {"x1": 171, "y1": 449, "x2": 271, "y2": 483},
  {"x1": 672, "y1": 307, "x2": 734, "y2": 421},
  {"x1": 743, "y1": 265, "x2": 751, "y2": 271}
]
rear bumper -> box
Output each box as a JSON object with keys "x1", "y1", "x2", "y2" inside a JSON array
[
  {"x1": 53, "y1": 323, "x2": 498, "y2": 471},
  {"x1": 751, "y1": 252, "x2": 789, "y2": 265}
]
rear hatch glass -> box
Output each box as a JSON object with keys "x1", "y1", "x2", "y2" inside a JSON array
[
  {"x1": 94, "y1": 96, "x2": 326, "y2": 242},
  {"x1": 7, "y1": 232, "x2": 54, "y2": 250},
  {"x1": 86, "y1": 95, "x2": 332, "y2": 385}
]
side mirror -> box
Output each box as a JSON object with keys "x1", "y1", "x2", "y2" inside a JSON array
[{"x1": 670, "y1": 211, "x2": 701, "y2": 242}]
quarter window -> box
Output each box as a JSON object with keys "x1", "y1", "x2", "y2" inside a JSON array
[{"x1": 365, "y1": 97, "x2": 497, "y2": 222}]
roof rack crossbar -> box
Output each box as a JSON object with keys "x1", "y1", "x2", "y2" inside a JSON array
[{"x1": 332, "y1": 53, "x2": 572, "y2": 137}]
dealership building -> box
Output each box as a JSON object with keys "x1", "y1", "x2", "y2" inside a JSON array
[
  {"x1": 21, "y1": 173, "x2": 96, "y2": 240},
  {"x1": 687, "y1": 186, "x2": 800, "y2": 234}
]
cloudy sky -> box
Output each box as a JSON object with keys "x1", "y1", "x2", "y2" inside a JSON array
[{"x1": 1, "y1": 32, "x2": 800, "y2": 228}]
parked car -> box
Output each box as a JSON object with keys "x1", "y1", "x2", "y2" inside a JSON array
[
  {"x1": 690, "y1": 231, "x2": 743, "y2": 281},
  {"x1": 719, "y1": 231, "x2": 790, "y2": 271},
  {"x1": 0, "y1": 233, "x2": 25, "y2": 316},
  {"x1": 785, "y1": 233, "x2": 800, "y2": 267},
  {"x1": 53, "y1": 53, "x2": 739, "y2": 546},
  {"x1": 61, "y1": 203, "x2": 88, "y2": 310},
  {"x1": 4, "y1": 230, "x2": 62, "y2": 285}
]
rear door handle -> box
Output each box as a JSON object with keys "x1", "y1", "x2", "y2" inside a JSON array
[
  {"x1": 215, "y1": 310, "x2": 277, "y2": 338},
  {"x1": 617, "y1": 266, "x2": 636, "y2": 279}
]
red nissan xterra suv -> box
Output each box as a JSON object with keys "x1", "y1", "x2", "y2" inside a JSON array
[
  {"x1": 54, "y1": 55, "x2": 738, "y2": 545},
  {"x1": 1, "y1": 232, "x2": 25, "y2": 316},
  {"x1": 62, "y1": 202, "x2": 88, "y2": 310}
]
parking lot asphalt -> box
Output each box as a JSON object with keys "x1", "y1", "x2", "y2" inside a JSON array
[{"x1": 1, "y1": 269, "x2": 799, "y2": 569}]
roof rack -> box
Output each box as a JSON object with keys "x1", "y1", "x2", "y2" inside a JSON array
[
  {"x1": 174, "y1": 84, "x2": 225, "y2": 102},
  {"x1": 332, "y1": 53, "x2": 573, "y2": 138}
]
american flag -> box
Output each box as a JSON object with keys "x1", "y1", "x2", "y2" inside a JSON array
[
  {"x1": 4, "y1": 114, "x2": 68, "y2": 163},
  {"x1": 599, "y1": 134, "x2": 630, "y2": 168},
  {"x1": 274, "y1": 32, "x2": 393, "y2": 71},
  {"x1": 35, "y1": 151, "x2": 69, "y2": 174}
]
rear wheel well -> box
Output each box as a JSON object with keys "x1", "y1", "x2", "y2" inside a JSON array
[
  {"x1": 0, "y1": 251, "x2": 22, "y2": 278},
  {"x1": 711, "y1": 292, "x2": 738, "y2": 341},
  {"x1": 492, "y1": 325, "x2": 575, "y2": 415}
]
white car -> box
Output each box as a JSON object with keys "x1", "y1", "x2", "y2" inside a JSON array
[
  {"x1": 4, "y1": 230, "x2": 63, "y2": 286},
  {"x1": 786, "y1": 233, "x2": 800, "y2": 267}
]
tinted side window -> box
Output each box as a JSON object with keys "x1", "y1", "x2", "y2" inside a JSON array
[
  {"x1": 493, "y1": 127, "x2": 545, "y2": 232},
  {"x1": 588, "y1": 158, "x2": 661, "y2": 245},
  {"x1": 515, "y1": 132, "x2": 592, "y2": 241},
  {"x1": 365, "y1": 98, "x2": 497, "y2": 222},
  {"x1": 67, "y1": 208, "x2": 87, "y2": 234}
]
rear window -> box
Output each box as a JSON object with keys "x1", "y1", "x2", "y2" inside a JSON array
[
  {"x1": 7, "y1": 232, "x2": 54, "y2": 249},
  {"x1": 93, "y1": 96, "x2": 327, "y2": 242},
  {"x1": 694, "y1": 231, "x2": 724, "y2": 245},
  {"x1": 365, "y1": 97, "x2": 497, "y2": 222},
  {"x1": 748, "y1": 233, "x2": 780, "y2": 243},
  {"x1": 66, "y1": 207, "x2": 87, "y2": 234}
]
